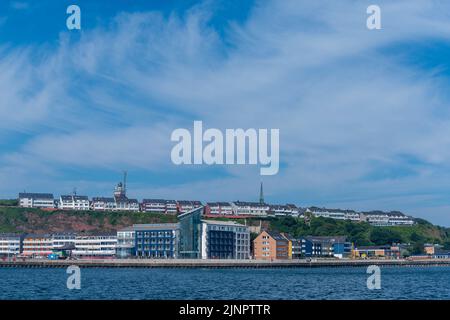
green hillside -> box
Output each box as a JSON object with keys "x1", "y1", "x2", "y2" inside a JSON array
[{"x1": 263, "y1": 216, "x2": 450, "y2": 251}]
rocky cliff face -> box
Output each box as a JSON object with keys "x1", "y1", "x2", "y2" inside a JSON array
[{"x1": 0, "y1": 207, "x2": 177, "y2": 234}]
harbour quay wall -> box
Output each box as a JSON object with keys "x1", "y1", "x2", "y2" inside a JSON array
[{"x1": 1, "y1": 258, "x2": 450, "y2": 269}]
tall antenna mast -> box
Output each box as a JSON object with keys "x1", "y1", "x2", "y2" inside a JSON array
[{"x1": 123, "y1": 170, "x2": 127, "y2": 195}]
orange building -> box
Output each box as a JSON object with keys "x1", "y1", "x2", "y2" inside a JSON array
[{"x1": 253, "y1": 230, "x2": 289, "y2": 260}]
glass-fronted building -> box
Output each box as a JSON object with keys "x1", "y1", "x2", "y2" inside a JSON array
[
  {"x1": 178, "y1": 207, "x2": 203, "y2": 259},
  {"x1": 134, "y1": 224, "x2": 179, "y2": 258}
]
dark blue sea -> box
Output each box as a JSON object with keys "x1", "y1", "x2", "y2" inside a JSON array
[{"x1": 1, "y1": 266, "x2": 449, "y2": 300}]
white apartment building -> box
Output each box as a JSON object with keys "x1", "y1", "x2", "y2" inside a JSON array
[
  {"x1": 165, "y1": 200, "x2": 178, "y2": 214},
  {"x1": 52, "y1": 233, "x2": 76, "y2": 248},
  {"x1": 72, "y1": 234, "x2": 117, "y2": 257},
  {"x1": 232, "y1": 201, "x2": 270, "y2": 216},
  {"x1": 22, "y1": 234, "x2": 53, "y2": 257},
  {"x1": 269, "y1": 204, "x2": 300, "y2": 217},
  {"x1": 206, "y1": 202, "x2": 234, "y2": 215},
  {"x1": 362, "y1": 211, "x2": 415, "y2": 226},
  {"x1": 0, "y1": 234, "x2": 23, "y2": 256},
  {"x1": 59, "y1": 195, "x2": 90, "y2": 211},
  {"x1": 177, "y1": 200, "x2": 203, "y2": 213},
  {"x1": 91, "y1": 197, "x2": 116, "y2": 211},
  {"x1": 306, "y1": 207, "x2": 361, "y2": 222},
  {"x1": 114, "y1": 196, "x2": 140, "y2": 212},
  {"x1": 18, "y1": 193, "x2": 54, "y2": 209},
  {"x1": 141, "y1": 199, "x2": 167, "y2": 213}
]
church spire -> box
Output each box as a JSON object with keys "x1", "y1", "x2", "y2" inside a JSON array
[{"x1": 259, "y1": 181, "x2": 264, "y2": 204}]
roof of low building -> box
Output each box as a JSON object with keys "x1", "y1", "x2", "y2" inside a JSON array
[
  {"x1": 142, "y1": 199, "x2": 167, "y2": 204},
  {"x1": 19, "y1": 193, "x2": 54, "y2": 199},
  {"x1": 202, "y1": 220, "x2": 246, "y2": 227},
  {"x1": 92, "y1": 197, "x2": 115, "y2": 202},
  {"x1": 132, "y1": 223, "x2": 180, "y2": 231},
  {"x1": 305, "y1": 236, "x2": 348, "y2": 243}
]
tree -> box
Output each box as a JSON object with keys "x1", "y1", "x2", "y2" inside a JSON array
[
  {"x1": 410, "y1": 242, "x2": 424, "y2": 255},
  {"x1": 370, "y1": 228, "x2": 403, "y2": 245}
]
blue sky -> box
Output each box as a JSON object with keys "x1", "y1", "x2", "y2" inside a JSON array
[{"x1": 2, "y1": 1, "x2": 450, "y2": 226}]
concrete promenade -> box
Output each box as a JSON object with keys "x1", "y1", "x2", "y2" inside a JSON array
[{"x1": 1, "y1": 258, "x2": 450, "y2": 268}]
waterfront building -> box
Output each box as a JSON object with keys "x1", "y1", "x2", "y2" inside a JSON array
[
  {"x1": 0, "y1": 233, "x2": 24, "y2": 257},
  {"x1": 433, "y1": 250, "x2": 450, "y2": 259},
  {"x1": 178, "y1": 207, "x2": 203, "y2": 258},
  {"x1": 141, "y1": 199, "x2": 167, "y2": 214},
  {"x1": 205, "y1": 202, "x2": 234, "y2": 216},
  {"x1": 424, "y1": 244, "x2": 436, "y2": 255},
  {"x1": 300, "y1": 238, "x2": 322, "y2": 257},
  {"x1": 59, "y1": 195, "x2": 90, "y2": 211},
  {"x1": 352, "y1": 245, "x2": 400, "y2": 259},
  {"x1": 253, "y1": 230, "x2": 289, "y2": 260},
  {"x1": 22, "y1": 234, "x2": 53, "y2": 257},
  {"x1": 200, "y1": 220, "x2": 250, "y2": 259},
  {"x1": 279, "y1": 233, "x2": 302, "y2": 259},
  {"x1": 305, "y1": 236, "x2": 351, "y2": 258},
  {"x1": 116, "y1": 226, "x2": 136, "y2": 258},
  {"x1": 52, "y1": 233, "x2": 76, "y2": 248},
  {"x1": 134, "y1": 224, "x2": 179, "y2": 258},
  {"x1": 91, "y1": 197, "x2": 116, "y2": 211},
  {"x1": 232, "y1": 201, "x2": 270, "y2": 217},
  {"x1": 18, "y1": 193, "x2": 54, "y2": 209},
  {"x1": 72, "y1": 234, "x2": 117, "y2": 257}
]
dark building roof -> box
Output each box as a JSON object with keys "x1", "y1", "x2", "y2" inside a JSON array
[
  {"x1": 263, "y1": 231, "x2": 288, "y2": 241},
  {"x1": 52, "y1": 232, "x2": 77, "y2": 238},
  {"x1": 24, "y1": 234, "x2": 53, "y2": 239},
  {"x1": 92, "y1": 197, "x2": 115, "y2": 202},
  {"x1": 0, "y1": 233, "x2": 23, "y2": 239},
  {"x1": 61, "y1": 195, "x2": 88, "y2": 201},
  {"x1": 19, "y1": 193, "x2": 54, "y2": 199},
  {"x1": 142, "y1": 199, "x2": 167, "y2": 204},
  {"x1": 114, "y1": 195, "x2": 129, "y2": 202},
  {"x1": 73, "y1": 195, "x2": 88, "y2": 201},
  {"x1": 305, "y1": 236, "x2": 348, "y2": 243},
  {"x1": 53, "y1": 243, "x2": 76, "y2": 250},
  {"x1": 356, "y1": 245, "x2": 392, "y2": 250},
  {"x1": 308, "y1": 207, "x2": 357, "y2": 214},
  {"x1": 234, "y1": 201, "x2": 268, "y2": 207},
  {"x1": 207, "y1": 202, "x2": 231, "y2": 207}
]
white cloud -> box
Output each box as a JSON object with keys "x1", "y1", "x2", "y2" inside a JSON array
[{"x1": 2, "y1": 0, "x2": 450, "y2": 225}]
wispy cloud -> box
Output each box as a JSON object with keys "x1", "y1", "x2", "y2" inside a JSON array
[
  {"x1": 2, "y1": 0, "x2": 450, "y2": 225},
  {"x1": 10, "y1": 1, "x2": 29, "y2": 10}
]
